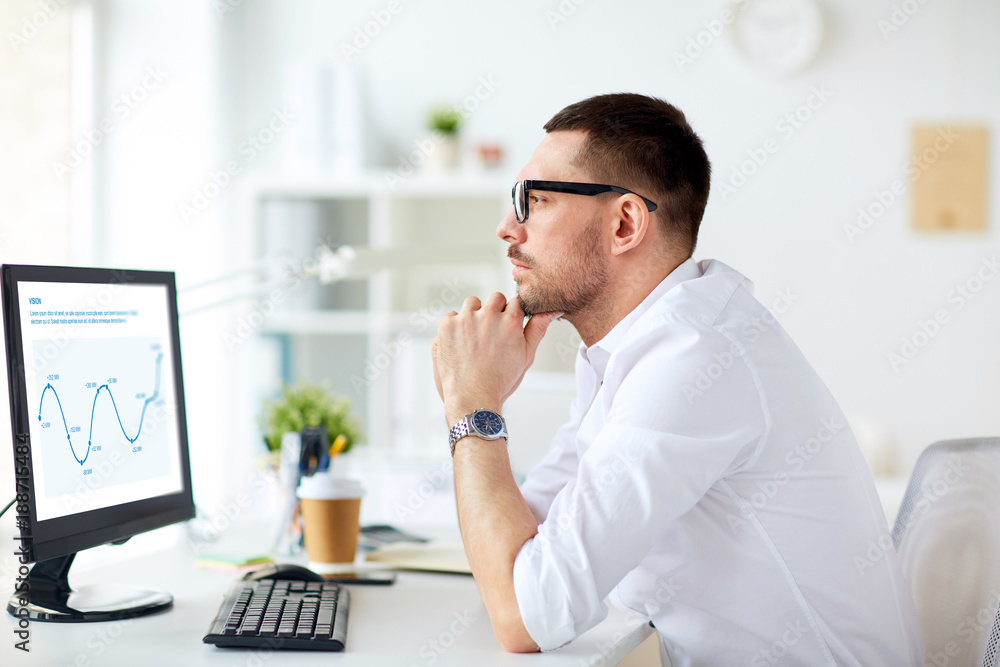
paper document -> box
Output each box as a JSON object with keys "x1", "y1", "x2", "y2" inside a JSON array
[{"x1": 364, "y1": 540, "x2": 471, "y2": 574}]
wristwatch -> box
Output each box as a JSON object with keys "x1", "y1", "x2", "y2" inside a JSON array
[{"x1": 448, "y1": 409, "x2": 508, "y2": 456}]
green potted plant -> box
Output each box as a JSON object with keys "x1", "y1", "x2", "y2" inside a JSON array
[
  {"x1": 424, "y1": 105, "x2": 462, "y2": 172},
  {"x1": 260, "y1": 380, "x2": 363, "y2": 468},
  {"x1": 429, "y1": 107, "x2": 462, "y2": 135}
]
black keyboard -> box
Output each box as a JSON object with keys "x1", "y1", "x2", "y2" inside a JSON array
[{"x1": 203, "y1": 578, "x2": 349, "y2": 651}]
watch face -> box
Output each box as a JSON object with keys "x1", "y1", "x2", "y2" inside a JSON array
[{"x1": 471, "y1": 410, "x2": 504, "y2": 437}]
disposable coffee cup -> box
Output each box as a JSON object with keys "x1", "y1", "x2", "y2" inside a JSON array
[{"x1": 296, "y1": 475, "x2": 364, "y2": 568}]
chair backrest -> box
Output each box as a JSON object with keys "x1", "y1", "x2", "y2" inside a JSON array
[{"x1": 892, "y1": 437, "x2": 1000, "y2": 667}]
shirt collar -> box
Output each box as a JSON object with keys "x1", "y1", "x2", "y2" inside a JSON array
[{"x1": 580, "y1": 257, "x2": 703, "y2": 379}]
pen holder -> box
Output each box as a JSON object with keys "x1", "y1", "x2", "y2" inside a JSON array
[{"x1": 272, "y1": 431, "x2": 304, "y2": 555}]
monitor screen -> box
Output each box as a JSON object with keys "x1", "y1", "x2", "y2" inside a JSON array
[{"x1": 3, "y1": 265, "x2": 194, "y2": 564}]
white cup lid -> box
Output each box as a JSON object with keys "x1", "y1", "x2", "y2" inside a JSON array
[{"x1": 296, "y1": 474, "x2": 364, "y2": 500}]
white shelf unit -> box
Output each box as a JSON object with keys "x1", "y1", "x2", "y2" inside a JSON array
[{"x1": 246, "y1": 173, "x2": 514, "y2": 457}]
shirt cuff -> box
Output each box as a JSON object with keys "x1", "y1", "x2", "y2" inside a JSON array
[
  {"x1": 513, "y1": 537, "x2": 575, "y2": 651},
  {"x1": 513, "y1": 535, "x2": 609, "y2": 651}
]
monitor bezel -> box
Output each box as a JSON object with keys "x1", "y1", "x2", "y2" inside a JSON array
[{"x1": 2, "y1": 264, "x2": 195, "y2": 563}]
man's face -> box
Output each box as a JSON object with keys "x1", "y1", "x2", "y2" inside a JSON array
[{"x1": 497, "y1": 131, "x2": 610, "y2": 317}]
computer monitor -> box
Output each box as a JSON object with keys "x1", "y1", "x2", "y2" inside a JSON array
[{"x1": 2, "y1": 264, "x2": 194, "y2": 622}]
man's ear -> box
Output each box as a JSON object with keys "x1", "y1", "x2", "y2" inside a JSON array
[{"x1": 609, "y1": 195, "x2": 651, "y2": 257}]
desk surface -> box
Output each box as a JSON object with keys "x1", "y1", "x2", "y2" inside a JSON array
[{"x1": 0, "y1": 529, "x2": 652, "y2": 666}]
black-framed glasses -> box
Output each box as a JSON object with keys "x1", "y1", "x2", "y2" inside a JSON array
[{"x1": 512, "y1": 179, "x2": 658, "y2": 223}]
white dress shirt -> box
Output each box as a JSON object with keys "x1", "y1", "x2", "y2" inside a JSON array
[{"x1": 513, "y1": 258, "x2": 923, "y2": 667}]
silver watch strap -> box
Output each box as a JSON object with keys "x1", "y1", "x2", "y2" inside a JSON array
[
  {"x1": 449, "y1": 417, "x2": 472, "y2": 457},
  {"x1": 448, "y1": 417, "x2": 470, "y2": 447}
]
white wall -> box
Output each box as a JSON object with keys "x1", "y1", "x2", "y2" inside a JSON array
[{"x1": 220, "y1": 0, "x2": 999, "y2": 471}]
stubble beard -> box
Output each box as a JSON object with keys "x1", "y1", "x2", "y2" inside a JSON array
[{"x1": 511, "y1": 218, "x2": 609, "y2": 317}]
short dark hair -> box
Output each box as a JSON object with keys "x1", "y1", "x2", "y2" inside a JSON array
[{"x1": 543, "y1": 93, "x2": 711, "y2": 258}]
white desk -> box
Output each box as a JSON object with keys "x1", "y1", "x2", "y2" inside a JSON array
[{"x1": 0, "y1": 529, "x2": 652, "y2": 666}]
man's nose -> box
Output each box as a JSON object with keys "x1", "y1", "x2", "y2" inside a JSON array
[{"x1": 496, "y1": 207, "x2": 524, "y2": 243}]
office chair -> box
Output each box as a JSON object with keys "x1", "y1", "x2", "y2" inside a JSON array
[{"x1": 892, "y1": 437, "x2": 1000, "y2": 667}]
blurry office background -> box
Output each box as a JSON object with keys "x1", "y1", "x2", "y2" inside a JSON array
[{"x1": 0, "y1": 0, "x2": 997, "y2": 525}]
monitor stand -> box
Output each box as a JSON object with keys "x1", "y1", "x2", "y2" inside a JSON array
[{"x1": 7, "y1": 552, "x2": 173, "y2": 622}]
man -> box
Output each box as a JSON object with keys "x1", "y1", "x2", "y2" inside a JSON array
[{"x1": 432, "y1": 93, "x2": 923, "y2": 666}]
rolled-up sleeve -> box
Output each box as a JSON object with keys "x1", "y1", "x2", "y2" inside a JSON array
[{"x1": 512, "y1": 320, "x2": 766, "y2": 650}]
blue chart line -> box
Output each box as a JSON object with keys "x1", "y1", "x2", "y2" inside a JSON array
[{"x1": 38, "y1": 352, "x2": 164, "y2": 466}]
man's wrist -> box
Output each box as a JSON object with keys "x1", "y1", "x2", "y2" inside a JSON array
[
  {"x1": 447, "y1": 402, "x2": 507, "y2": 457},
  {"x1": 452, "y1": 434, "x2": 507, "y2": 458},
  {"x1": 445, "y1": 399, "x2": 502, "y2": 428}
]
